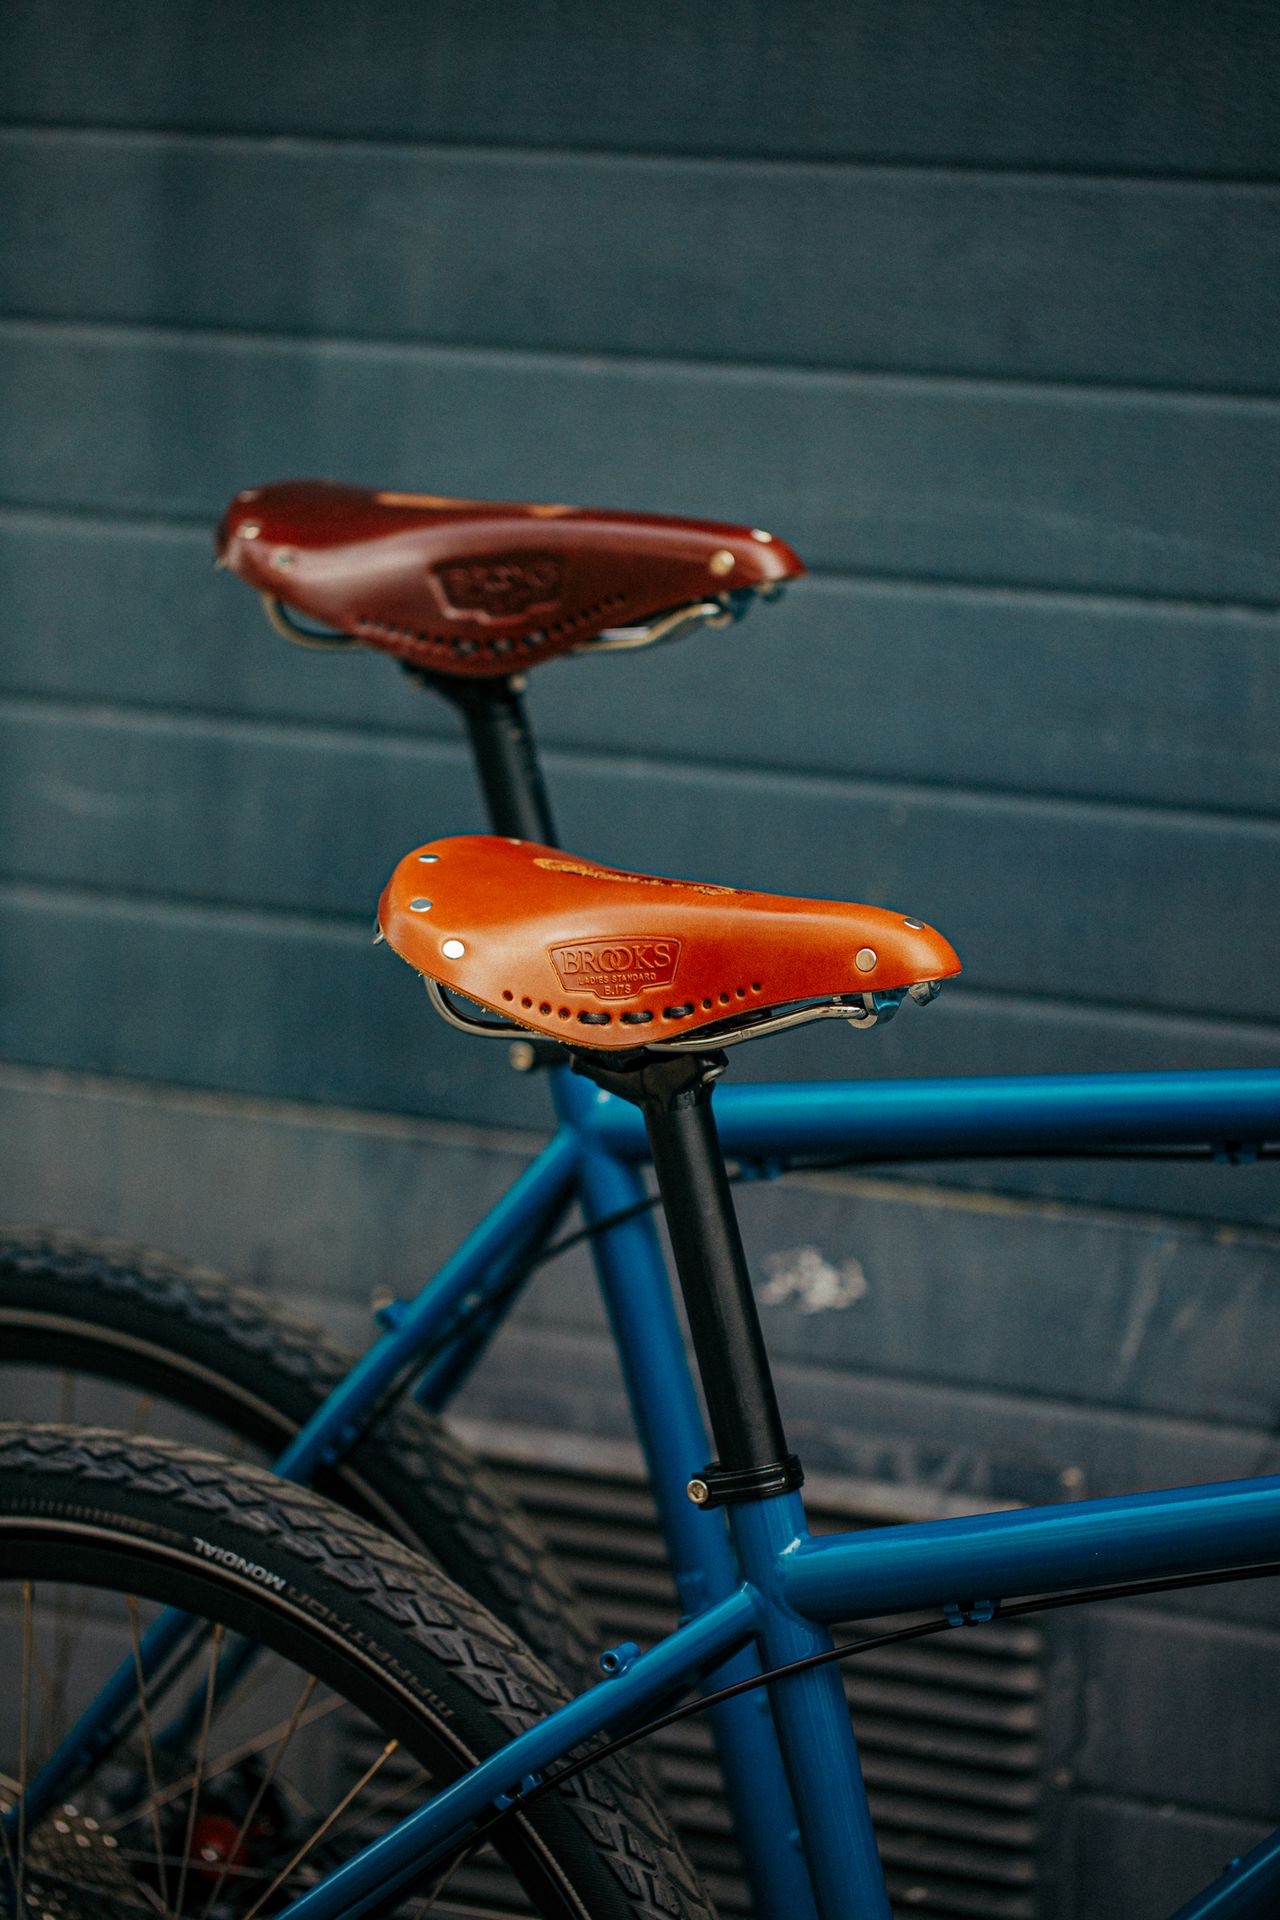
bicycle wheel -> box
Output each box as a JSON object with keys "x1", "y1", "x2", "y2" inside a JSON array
[
  {"x1": 0, "y1": 1228, "x2": 602, "y2": 1692},
  {"x1": 0, "y1": 1423, "x2": 714, "y2": 1920}
]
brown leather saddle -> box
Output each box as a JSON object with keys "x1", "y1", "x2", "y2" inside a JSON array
[
  {"x1": 217, "y1": 481, "x2": 803, "y2": 678},
  {"x1": 378, "y1": 836, "x2": 960, "y2": 1051}
]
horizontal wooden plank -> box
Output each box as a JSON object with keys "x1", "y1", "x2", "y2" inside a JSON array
[
  {"x1": 1076, "y1": 1609, "x2": 1280, "y2": 1817},
  {"x1": 3, "y1": 329, "x2": 1279, "y2": 602},
  {"x1": 2, "y1": 1, "x2": 1276, "y2": 177},
  {"x1": 4, "y1": 132, "x2": 1278, "y2": 392},
  {"x1": 8, "y1": 1047, "x2": 1278, "y2": 1427},
  {"x1": 0, "y1": 1063, "x2": 536, "y2": 1316},
  {"x1": 4, "y1": 700, "x2": 1278, "y2": 1019},
  {"x1": 4, "y1": 1058, "x2": 1279, "y2": 1401},
  {"x1": 1063, "y1": 1796, "x2": 1267, "y2": 1920},
  {"x1": 4, "y1": 885, "x2": 1280, "y2": 1227},
  {"x1": 5, "y1": 1058, "x2": 1279, "y2": 1594},
  {"x1": 5, "y1": 513, "x2": 1278, "y2": 816},
  {"x1": 520, "y1": 1168, "x2": 1280, "y2": 1430},
  {"x1": 458, "y1": 1321, "x2": 1280, "y2": 1504}
]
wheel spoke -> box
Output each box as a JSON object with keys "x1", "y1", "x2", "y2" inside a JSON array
[
  {"x1": 129, "y1": 1392, "x2": 156, "y2": 1439},
  {"x1": 37, "y1": 1581, "x2": 83, "y2": 1766},
  {"x1": 237, "y1": 1739, "x2": 399, "y2": 1920},
  {"x1": 128, "y1": 1592, "x2": 175, "y2": 1920},
  {"x1": 171, "y1": 1623, "x2": 224, "y2": 1920},
  {"x1": 105, "y1": 1695, "x2": 345, "y2": 1836},
  {"x1": 195, "y1": 1673, "x2": 317, "y2": 1920},
  {"x1": 17, "y1": 1580, "x2": 31, "y2": 1920},
  {"x1": 326, "y1": 1763, "x2": 431, "y2": 1848}
]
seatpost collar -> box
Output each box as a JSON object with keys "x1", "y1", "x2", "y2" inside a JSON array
[{"x1": 569, "y1": 1047, "x2": 726, "y2": 1114}]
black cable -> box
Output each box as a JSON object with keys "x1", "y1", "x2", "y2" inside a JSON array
[
  {"x1": 421, "y1": 1137, "x2": 1278, "y2": 1365},
  {"x1": 532, "y1": 1140, "x2": 1279, "y2": 1271},
  {"x1": 528, "y1": 1192, "x2": 663, "y2": 1268},
  {"x1": 418, "y1": 1556, "x2": 1280, "y2": 1885}
]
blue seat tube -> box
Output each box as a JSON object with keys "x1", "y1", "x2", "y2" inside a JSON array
[
  {"x1": 559, "y1": 1068, "x2": 821, "y2": 1920},
  {"x1": 573, "y1": 1049, "x2": 888, "y2": 1919},
  {"x1": 733, "y1": 1493, "x2": 891, "y2": 1920}
]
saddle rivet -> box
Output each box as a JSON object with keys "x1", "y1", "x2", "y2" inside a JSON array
[
  {"x1": 855, "y1": 947, "x2": 877, "y2": 972},
  {"x1": 750, "y1": 528, "x2": 773, "y2": 543},
  {"x1": 708, "y1": 549, "x2": 736, "y2": 578},
  {"x1": 442, "y1": 939, "x2": 466, "y2": 959},
  {"x1": 409, "y1": 899, "x2": 432, "y2": 913},
  {"x1": 417, "y1": 853, "x2": 439, "y2": 864},
  {"x1": 686, "y1": 1478, "x2": 710, "y2": 1506},
  {"x1": 903, "y1": 917, "x2": 923, "y2": 930},
  {"x1": 240, "y1": 521, "x2": 262, "y2": 540}
]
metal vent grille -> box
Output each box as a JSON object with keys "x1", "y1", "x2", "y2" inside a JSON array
[{"x1": 468, "y1": 1424, "x2": 1042, "y2": 1920}]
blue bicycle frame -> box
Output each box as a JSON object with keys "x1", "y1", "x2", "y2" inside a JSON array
[{"x1": 22, "y1": 1054, "x2": 1280, "y2": 1919}]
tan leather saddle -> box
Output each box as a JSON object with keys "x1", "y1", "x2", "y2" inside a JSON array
[
  {"x1": 217, "y1": 481, "x2": 803, "y2": 678},
  {"x1": 379, "y1": 836, "x2": 960, "y2": 1052}
]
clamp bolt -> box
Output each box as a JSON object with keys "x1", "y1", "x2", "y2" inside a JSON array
[{"x1": 686, "y1": 1478, "x2": 710, "y2": 1506}]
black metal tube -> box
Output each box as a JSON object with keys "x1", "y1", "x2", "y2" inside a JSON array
[
  {"x1": 456, "y1": 678, "x2": 558, "y2": 842},
  {"x1": 643, "y1": 1082, "x2": 791, "y2": 1475}
]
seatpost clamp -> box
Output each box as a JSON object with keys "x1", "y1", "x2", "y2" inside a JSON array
[{"x1": 687, "y1": 1454, "x2": 806, "y2": 1509}]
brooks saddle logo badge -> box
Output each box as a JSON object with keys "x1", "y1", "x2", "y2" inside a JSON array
[
  {"x1": 549, "y1": 937, "x2": 682, "y2": 1000},
  {"x1": 435, "y1": 555, "x2": 563, "y2": 618}
]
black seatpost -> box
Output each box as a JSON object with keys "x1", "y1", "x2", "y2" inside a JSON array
[
  {"x1": 572, "y1": 1050, "x2": 804, "y2": 1509},
  {"x1": 406, "y1": 669, "x2": 558, "y2": 843}
]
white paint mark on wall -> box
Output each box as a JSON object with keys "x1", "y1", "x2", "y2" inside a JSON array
[{"x1": 759, "y1": 1245, "x2": 869, "y2": 1314}]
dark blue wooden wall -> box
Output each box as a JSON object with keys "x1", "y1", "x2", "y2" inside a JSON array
[{"x1": 2, "y1": 7, "x2": 1279, "y2": 1914}]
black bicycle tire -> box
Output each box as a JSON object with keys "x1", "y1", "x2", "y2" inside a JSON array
[
  {"x1": 0, "y1": 1226, "x2": 604, "y2": 1695},
  {"x1": 0, "y1": 1422, "x2": 715, "y2": 1920}
]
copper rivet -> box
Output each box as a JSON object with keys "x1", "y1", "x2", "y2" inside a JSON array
[
  {"x1": 708, "y1": 549, "x2": 736, "y2": 578},
  {"x1": 903, "y1": 917, "x2": 923, "y2": 930},
  {"x1": 240, "y1": 522, "x2": 262, "y2": 540},
  {"x1": 409, "y1": 899, "x2": 432, "y2": 912},
  {"x1": 855, "y1": 947, "x2": 877, "y2": 972},
  {"x1": 442, "y1": 939, "x2": 466, "y2": 959},
  {"x1": 750, "y1": 528, "x2": 773, "y2": 544}
]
